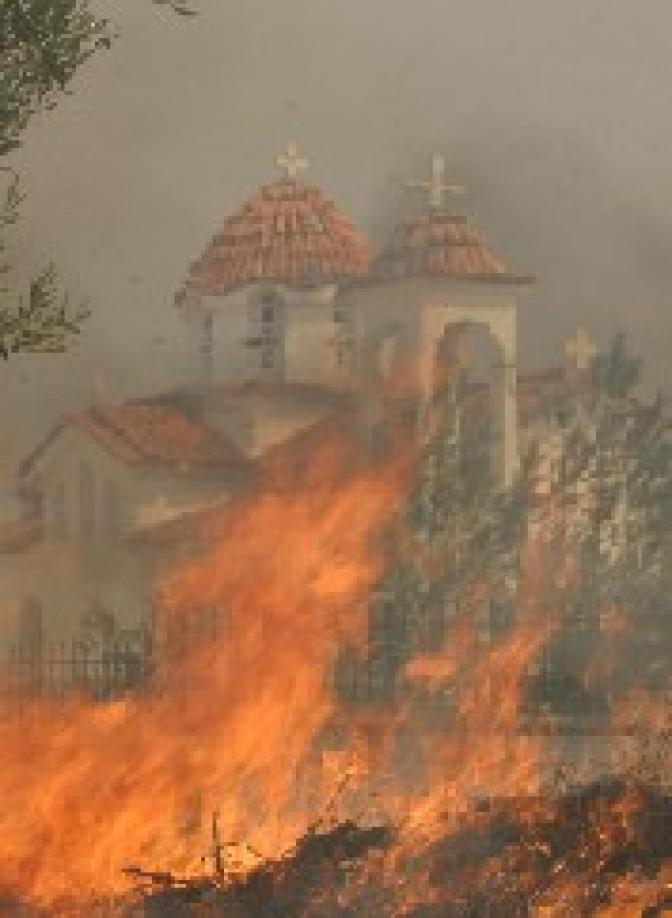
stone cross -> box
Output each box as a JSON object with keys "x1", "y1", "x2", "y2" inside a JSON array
[
  {"x1": 407, "y1": 152, "x2": 466, "y2": 210},
  {"x1": 565, "y1": 326, "x2": 598, "y2": 372},
  {"x1": 275, "y1": 141, "x2": 309, "y2": 181}
]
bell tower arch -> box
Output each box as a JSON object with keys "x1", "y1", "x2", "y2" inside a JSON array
[{"x1": 417, "y1": 299, "x2": 518, "y2": 488}]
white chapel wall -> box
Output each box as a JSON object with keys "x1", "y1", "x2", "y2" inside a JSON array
[{"x1": 38, "y1": 427, "x2": 132, "y2": 548}]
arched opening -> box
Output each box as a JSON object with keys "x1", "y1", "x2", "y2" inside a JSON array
[
  {"x1": 247, "y1": 288, "x2": 286, "y2": 379},
  {"x1": 431, "y1": 321, "x2": 503, "y2": 494}
]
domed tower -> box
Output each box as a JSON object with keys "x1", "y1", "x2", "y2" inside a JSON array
[{"x1": 176, "y1": 143, "x2": 373, "y2": 394}]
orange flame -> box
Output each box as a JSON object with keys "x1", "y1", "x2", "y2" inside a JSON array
[
  {"x1": 1, "y1": 408, "x2": 671, "y2": 914},
  {"x1": 0, "y1": 429, "x2": 412, "y2": 909}
]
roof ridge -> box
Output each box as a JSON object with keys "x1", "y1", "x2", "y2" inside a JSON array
[{"x1": 87, "y1": 405, "x2": 148, "y2": 461}]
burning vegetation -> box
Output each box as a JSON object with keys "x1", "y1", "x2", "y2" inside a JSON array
[{"x1": 1, "y1": 336, "x2": 672, "y2": 916}]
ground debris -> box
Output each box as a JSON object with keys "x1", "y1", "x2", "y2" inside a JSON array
[
  {"x1": 129, "y1": 821, "x2": 393, "y2": 916},
  {"x1": 13, "y1": 778, "x2": 672, "y2": 916}
]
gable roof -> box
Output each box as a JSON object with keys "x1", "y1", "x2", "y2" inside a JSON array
[
  {"x1": 128, "y1": 404, "x2": 359, "y2": 549},
  {"x1": 19, "y1": 401, "x2": 251, "y2": 480}
]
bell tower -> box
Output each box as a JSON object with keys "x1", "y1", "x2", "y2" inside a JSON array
[
  {"x1": 174, "y1": 144, "x2": 373, "y2": 397},
  {"x1": 357, "y1": 152, "x2": 534, "y2": 490}
]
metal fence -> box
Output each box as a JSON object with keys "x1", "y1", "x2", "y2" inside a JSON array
[
  {"x1": 0, "y1": 635, "x2": 153, "y2": 710},
  {"x1": 0, "y1": 606, "x2": 224, "y2": 711}
]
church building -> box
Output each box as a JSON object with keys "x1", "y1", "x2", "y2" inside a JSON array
[{"x1": 1, "y1": 144, "x2": 538, "y2": 678}]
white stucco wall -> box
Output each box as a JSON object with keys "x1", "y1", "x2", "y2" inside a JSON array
[
  {"x1": 37, "y1": 426, "x2": 132, "y2": 548},
  {"x1": 32, "y1": 425, "x2": 238, "y2": 550},
  {"x1": 351, "y1": 276, "x2": 525, "y2": 488},
  {"x1": 183, "y1": 284, "x2": 357, "y2": 392},
  {"x1": 6, "y1": 421, "x2": 242, "y2": 646}
]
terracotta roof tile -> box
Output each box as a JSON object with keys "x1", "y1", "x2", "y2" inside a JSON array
[
  {"x1": 21, "y1": 404, "x2": 251, "y2": 478},
  {"x1": 378, "y1": 212, "x2": 532, "y2": 284},
  {"x1": 77, "y1": 405, "x2": 249, "y2": 472},
  {"x1": 186, "y1": 180, "x2": 373, "y2": 295}
]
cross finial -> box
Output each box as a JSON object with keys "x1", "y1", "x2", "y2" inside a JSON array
[
  {"x1": 565, "y1": 326, "x2": 598, "y2": 372},
  {"x1": 275, "y1": 141, "x2": 309, "y2": 181},
  {"x1": 407, "y1": 152, "x2": 466, "y2": 210}
]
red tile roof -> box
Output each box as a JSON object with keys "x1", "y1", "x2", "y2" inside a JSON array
[
  {"x1": 185, "y1": 180, "x2": 374, "y2": 295},
  {"x1": 378, "y1": 212, "x2": 533, "y2": 284},
  {"x1": 129, "y1": 407, "x2": 359, "y2": 548},
  {"x1": 20, "y1": 403, "x2": 250, "y2": 478}
]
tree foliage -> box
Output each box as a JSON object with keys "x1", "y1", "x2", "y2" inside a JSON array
[
  {"x1": 337, "y1": 336, "x2": 672, "y2": 729},
  {"x1": 0, "y1": 0, "x2": 109, "y2": 358},
  {"x1": 0, "y1": 0, "x2": 110, "y2": 157},
  {"x1": 0, "y1": 168, "x2": 90, "y2": 358},
  {"x1": 0, "y1": 0, "x2": 195, "y2": 360}
]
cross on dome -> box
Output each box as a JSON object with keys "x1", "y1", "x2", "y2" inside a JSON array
[
  {"x1": 565, "y1": 326, "x2": 598, "y2": 372},
  {"x1": 275, "y1": 141, "x2": 309, "y2": 181},
  {"x1": 407, "y1": 152, "x2": 466, "y2": 210}
]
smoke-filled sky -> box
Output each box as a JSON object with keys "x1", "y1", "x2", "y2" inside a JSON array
[{"x1": 1, "y1": 0, "x2": 671, "y2": 478}]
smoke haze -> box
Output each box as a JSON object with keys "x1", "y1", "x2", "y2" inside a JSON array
[{"x1": 2, "y1": 0, "x2": 671, "y2": 475}]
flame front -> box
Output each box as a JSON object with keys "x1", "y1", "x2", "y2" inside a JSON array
[
  {"x1": 2, "y1": 418, "x2": 672, "y2": 915},
  {"x1": 0, "y1": 429, "x2": 411, "y2": 908}
]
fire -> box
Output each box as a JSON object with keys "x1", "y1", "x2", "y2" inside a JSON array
[
  {"x1": 1, "y1": 413, "x2": 672, "y2": 914},
  {"x1": 396, "y1": 544, "x2": 566, "y2": 847},
  {"x1": 0, "y1": 427, "x2": 412, "y2": 909}
]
